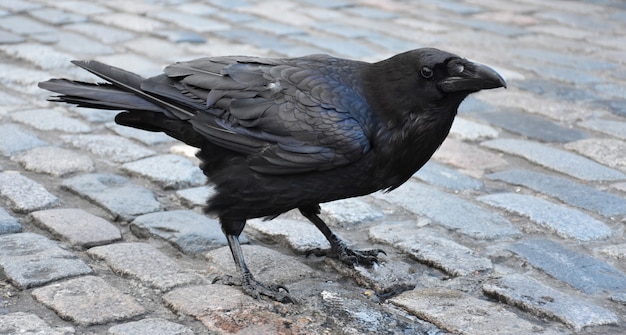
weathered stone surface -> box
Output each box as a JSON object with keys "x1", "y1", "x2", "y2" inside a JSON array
[
  {"x1": 88, "y1": 242, "x2": 205, "y2": 291},
  {"x1": 0, "y1": 233, "x2": 92, "y2": 288},
  {"x1": 206, "y1": 245, "x2": 318, "y2": 284},
  {"x1": 373, "y1": 181, "x2": 520, "y2": 239},
  {"x1": 0, "y1": 312, "x2": 74, "y2": 335},
  {"x1": 163, "y1": 285, "x2": 300, "y2": 334},
  {"x1": 598, "y1": 244, "x2": 626, "y2": 260},
  {"x1": 508, "y1": 238, "x2": 626, "y2": 294},
  {"x1": 390, "y1": 288, "x2": 559, "y2": 335},
  {"x1": 106, "y1": 122, "x2": 174, "y2": 145},
  {"x1": 483, "y1": 274, "x2": 619, "y2": 331},
  {"x1": 478, "y1": 192, "x2": 612, "y2": 241},
  {"x1": 433, "y1": 138, "x2": 508, "y2": 177},
  {"x1": 477, "y1": 110, "x2": 587, "y2": 143},
  {"x1": 175, "y1": 185, "x2": 215, "y2": 208},
  {"x1": 370, "y1": 223, "x2": 492, "y2": 276},
  {"x1": 11, "y1": 109, "x2": 91, "y2": 133},
  {"x1": 61, "y1": 134, "x2": 155, "y2": 163},
  {"x1": 62, "y1": 173, "x2": 162, "y2": 221},
  {"x1": 320, "y1": 198, "x2": 385, "y2": 227},
  {"x1": 413, "y1": 161, "x2": 483, "y2": 191},
  {"x1": 0, "y1": 171, "x2": 59, "y2": 213},
  {"x1": 32, "y1": 276, "x2": 146, "y2": 326},
  {"x1": 130, "y1": 210, "x2": 227, "y2": 255},
  {"x1": 482, "y1": 138, "x2": 626, "y2": 181},
  {"x1": 0, "y1": 124, "x2": 48, "y2": 156},
  {"x1": 565, "y1": 138, "x2": 626, "y2": 172},
  {"x1": 108, "y1": 318, "x2": 194, "y2": 335},
  {"x1": 30, "y1": 208, "x2": 121, "y2": 248},
  {"x1": 449, "y1": 116, "x2": 499, "y2": 141},
  {"x1": 488, "y1": 169, "x2": 626, "y2": 217},
  {"x1": 12, "y1": 146, "x2": 95, "y2": 177},
  {"x1": 578, "y1": 119, "x2": 626, "y2": 140},
  {"x1": 0, "y1": 206, "x2": 21, "y2": 234},
  {"x1": 121, "y1": 154, "x2": 207, "y2": 189},
  {"x1": 247, "y1": 218, "x2": 330, "y2": 253}
]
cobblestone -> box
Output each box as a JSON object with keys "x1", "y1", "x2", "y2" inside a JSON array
[
  {"x1": 0, "y1": 206, "x2": 21, "y2": 235},
  {"x1": 488, "y1": 169, "x2": 626, "y2": 217},
  {"x1": 121, "y1": 154, "x2": 207, "y2": 190},
  {"x1": 88, "y1": 242, "x2": 205, "y2": 291},
  {"x1": 30, "y1": 208, "x2": 121, "y2": 248},
  {"x1": 1, "y1": 0, "x2": 626, "y2": 333},
  {"x1": 478, "y1": 192, "x2": 612, "y2": 241},
  {"x1": 62, "y1": 173, "x2": 162, "y2": 221},
  {"x1": 129, "y1": 210, "x2": 228, "y2": 255},
  {"x1": 483, "y1": 274, "x2": 619, "y2": 331},
  {"x1": 0, "y1": 232, "x2": 92, "y2": 288},
  {"x1": 0, "y1": 124, "x2": 48, "y2": 156},
  {"x1": 374, "y1": 181, "x2": 520, "y2": 240},
  {"x1": 390, "y1": 287, "x2": 560, "y2": 335},
  {"x1": 31, "y1": 276, "x2": 146, "y2": 326},
  {"x1": 13, "y1": 146, "x2": 95, "y2": 177},
  {"x1": 0, "y1": 171, "x2": 59, "y2": 213},
  {"x1": 482, "y1": 138, "x2": 626, "y2": 181},
  {"x1": 509, "y1": 238, "x2": 626, "y2": 294}
]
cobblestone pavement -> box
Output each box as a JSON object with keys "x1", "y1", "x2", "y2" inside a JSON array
[{"x1": 0, "y1": 0, "x2": 625, "y2": 334}]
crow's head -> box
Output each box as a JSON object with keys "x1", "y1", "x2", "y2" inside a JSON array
[{"x1": 363, "y1": 48, "x2": 506, "y2": 123}]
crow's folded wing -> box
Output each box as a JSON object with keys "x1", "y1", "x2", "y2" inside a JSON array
[{"x1": 155, "y1": 55, "x2": 374, "y2": 175}]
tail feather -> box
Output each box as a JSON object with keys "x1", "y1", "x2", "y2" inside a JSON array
[
  {"x1": 40, "y1": 60, "x2": 195, "y2": 121},
  {"x1": 38, "y1": 79, "x2": 166, "y2": 112}
]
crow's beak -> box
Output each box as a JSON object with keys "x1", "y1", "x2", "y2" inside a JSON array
[{"x1": 439, "y1": 61, "x2": 507, "y2": 93}]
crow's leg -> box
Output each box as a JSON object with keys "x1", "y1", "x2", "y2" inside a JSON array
[
  {"x1": 215, "y1": 232, "x2": 295, "y2": 303},
  {"x1": 299, "y1": 204, "x2": 384, "y2": 266}
]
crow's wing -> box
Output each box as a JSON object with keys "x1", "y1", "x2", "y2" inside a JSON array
[{"x1": 154, "y1": 55, "x2": 374, "y2": 175}]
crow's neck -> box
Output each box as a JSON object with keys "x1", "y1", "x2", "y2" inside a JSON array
[{"x1": 361, "y1": 63, "x2": 465, "y2": 189}]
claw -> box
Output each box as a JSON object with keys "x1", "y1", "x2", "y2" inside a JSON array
[
  {"x1": 213, "y1": 273, "x2": 295, "y2": 303},
  {"x1": 307, "y1": 242, "x2": 385, "y2": 266}
]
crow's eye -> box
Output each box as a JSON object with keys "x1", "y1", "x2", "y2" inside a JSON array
[
  {"x1": 451, "y1": 63, "x2": 465, "y2": 75},
  {"x1": 420, "y1": 66, "x2": 433, "y2": 79}
]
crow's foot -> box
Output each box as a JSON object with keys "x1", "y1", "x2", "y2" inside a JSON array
[
  {"x1": 213, "y1": 274, "x2": 295, "y2": 304},
  {"x1": 307, "y1": 241, "x2": 385, "y2": 266}
]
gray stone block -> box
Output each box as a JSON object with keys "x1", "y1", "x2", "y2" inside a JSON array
[
  {"x1": 106, "y1": 122, "x2": 174, "y2": 145},
  {"x1": 449, "y1": 117, "x2": 499, "y2": 141},
  {"x1": 565, "y1": 138, "x2": 626, "y2": 172},
  {"x1": 12, "y1": 146, "x2": 95, "y2": 177},
  {"x1": 62, "y1": 173, "x2": 162, "y2": 221},
  {"x1": 373, "y1": 181, "x2": 520, "y2": 239},
  {"x1": 30, "y1": 208, "x2": 121, "y2": 248},
  {"x1": 0, "y1": 206, "x2": 21, "y2": 234},
  {"x1": 0, "y1": 233, "x2": 93, "y2": 288},
  {"x1": 130, "y1": 210, "x2": 227, "y2": 255},
  {"x1": 483, "y1": 274, "x2": 618, "y2": 331},
  {"x1": 0, "y1": 312, "x2": 74, "y2": 335},
  {"x1": 0, "y1": 124, "x2": 48, "y2": 156},
  {"x1": 175, "y1": 185, "x2": 215, "y2": 208},
  {"x1": 121, "y1": 154, "x2": 207, "y2": 189},
  {"x1": 370, "y1": 223, "x2": 492, "y2": 276},
  {"x1": 11, "y1": 109, "x2": 91, "y2": 133},
  {"x1": 0, "y1": 171, "x2": 59, "y2": 213},
  {"x1": 488, "y1": 169, "x2": 626, "y2": 217},
  {"x1": 108, "y1": 318, "x2": 194, "y2": 335},
  {"x1": 482, "y1": 138, "x2": 626, "y2": 181},
  {"x1": 247, "y1": 218, "x2": 330, "y2": 253},
  {"x1": 390, "y1": 288, "x2": 560, "y2": 335},
  {"x1": 32, "y1": 276, "x2": 145, "y2": 326},
  {"x1": 320, "y1": 198, "x2": 385, "y2": 227},
  {"x1": 578, "y1": 119, "x2": 626, "y2": 140},
  {"x1": 88, "y1": 242, "x2": 205, "y2": 291},
  {"x1": 478, "y1": 192, "x2": 612, "y2": 241},
  {"x1": 413, "y1": 161, "x2": 483, "y2": 191},
  {"x1": 477, "y1": 110, "x2": 587, "y2": 143},
  {"x1": 508, "y1": 238, "x2": 626, "y2": 294},
  {"x1": 61, "y1": 134, "x2": 155, "y2": 163}
]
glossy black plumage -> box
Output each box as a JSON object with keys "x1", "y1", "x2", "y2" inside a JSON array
[{"x1": 39, "y1": 48, "x2": 506, "y2": 302}]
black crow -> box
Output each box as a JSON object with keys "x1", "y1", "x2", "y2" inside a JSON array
[{"x1": 39, "y1": 48, "x2": 506, "y2": 303}]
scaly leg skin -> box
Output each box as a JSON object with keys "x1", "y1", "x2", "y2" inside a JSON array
[
  {"x1": 299, "y1": 205, "x2": 385, "y2": 266},
  {"x1": 216, "y1": 234, "x2": 295, "y2": 304}
]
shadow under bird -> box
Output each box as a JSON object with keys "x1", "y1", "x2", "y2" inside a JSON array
[{"x1": 39, "y1": 48, "x2": 506, "y2": 303}]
